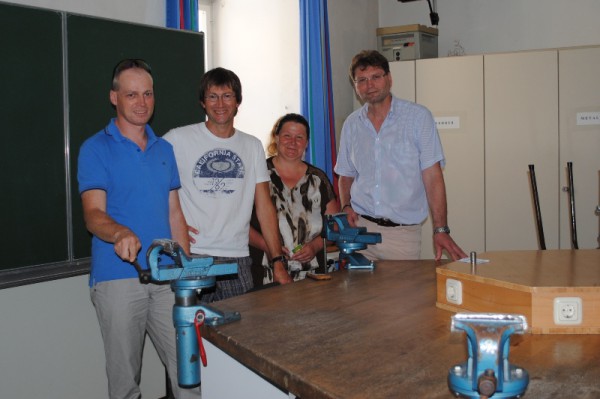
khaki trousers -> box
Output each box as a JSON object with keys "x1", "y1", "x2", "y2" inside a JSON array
[{"x1": 358, "y1": 216, "x2": 422, "y2": 261}]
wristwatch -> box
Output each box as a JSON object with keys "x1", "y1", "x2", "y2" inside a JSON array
[
  {"x1": 433, "y1": 225, "x2": 450, "y2": 235},
  {"x1": 270, "y1": 255, "x2": 288, "y2": 267}
]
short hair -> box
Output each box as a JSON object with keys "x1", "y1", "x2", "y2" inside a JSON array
[
  {"x1": 198, "y1": 67, "x2": 242, "y2": 104},
  {"x1": 267, "y1": 113, "x2": 310, "y2": 157},
  {"x1": 111, "y1": 59, "x2": 152, "y2": 91},
  {"x1": 349, "y1": 50, "x2": 390, "y2": 81}
]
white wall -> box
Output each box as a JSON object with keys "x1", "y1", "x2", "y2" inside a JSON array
[
  {"x1": 328, "y1": 0, "x2": 379, "y2": 144},
  {"x1": 212, "y1": 0, "x2": 300, "y2": 146},
  {"x1": 0, "y1": 276, "x2": 107, "y2": 399},
  {"x1": 379, "y1": 0, "x2": 600, "y2": 57},
  {"x1": 211, "y1": 0, "x2": 378, "y2": 150}
]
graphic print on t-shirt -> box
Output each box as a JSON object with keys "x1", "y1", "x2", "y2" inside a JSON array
[{"x1": 192, "y1": 148, "x2": 245, "y2": 196}]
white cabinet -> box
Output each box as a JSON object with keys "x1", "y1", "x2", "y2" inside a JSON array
[
  {"x1": 484, "y1": 50, "x2": 559, "y2": 251},
  {"x1": 389, "y1": 60, "x2": 415, "y2": 102},
  {"x1": 416, "y1": 55, "x2": 485, "y2": 259},
  {"x1": 558, "y1": 46, "x2": 600, "y2": 249},
  {"x1": 363, "y1": 46, "x2": 598, "y2": 258}
]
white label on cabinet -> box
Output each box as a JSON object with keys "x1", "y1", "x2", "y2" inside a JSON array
[
  {"x1": 576, "y1": 111, "x2": 600, "y2": 126},
  {"x1": 435, "y1": 116, "x2": 460, "y2": 130}
]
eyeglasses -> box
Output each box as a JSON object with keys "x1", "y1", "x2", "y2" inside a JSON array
[
  {"x1": 205, "y1": 93, "x2": 236, "y2": 103},
  {"x1": 353, "y1": 72, "x2": 387, "y2": 86}
]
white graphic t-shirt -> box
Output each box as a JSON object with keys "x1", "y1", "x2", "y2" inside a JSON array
[
  {"x1": 164, "y1": 123, "x2": 269, "y2": 257},
  {"x1": 193, "y1": 148, "x2": 245, "y2": 195}
]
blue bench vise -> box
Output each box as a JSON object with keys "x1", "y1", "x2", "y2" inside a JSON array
[
  {"x1": 448, "y1": 313, "x2": 529, "y2": 399},
  {"x1": 324, "y1": 213, "x2": 382, "y2": 270},
  {"x1": 133, "y1": 239, "x2": 241, "y2": 388}
]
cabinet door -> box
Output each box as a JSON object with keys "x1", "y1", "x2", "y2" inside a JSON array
[
  {"x1": 416, "y1": 55, "x2": 485, "y2": 259},
  {"x1": 484, "y1": 50, "x2": 559, "y2": 250},
  {"x1": 390, "y1": 60, "x2": 416, "y2": 102},
  {"x1": 558, "y1": 47, "x2": 600, "y2": 249}
]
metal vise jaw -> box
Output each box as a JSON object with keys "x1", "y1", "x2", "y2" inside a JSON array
[
  {"x1": 146, "y1": 238, "x2": 237, "y2": 289},
  {"x1": 448, "y1": 313, "x2": 529, "y2": 399},
  {"x1": 324, "y1": 213, "x2": 382, "y2": 269},
  {"x1": 144, "y1": 239, "x2": 241, "y2": 388}
]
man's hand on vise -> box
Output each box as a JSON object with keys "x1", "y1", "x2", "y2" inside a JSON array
[
  {"x1": 344, "y1": 206, "x2": 359, "y2": 227},
  {"x1": 113, "y1": 228, "x2": 141, "y2": 263},
  {"x1": 433, "y1": 233, "x2": 467, "y2": 261}
]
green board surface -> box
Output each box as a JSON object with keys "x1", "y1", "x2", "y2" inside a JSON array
[
  {"x1": 0, "y1": 4, "x2": 67, "y2": 269},
  {"x1": 0, "y1": 2, "x2": 204, "y2": 277},
  {"x1": 67, "y1": 14, "x2": 205, "y2": 259}
]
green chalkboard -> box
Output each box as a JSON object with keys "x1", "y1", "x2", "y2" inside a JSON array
[
  {"x1": 67, "y1": 14, "x2": 205, "y2": 259},
  {"x1": 0, "y1": 3, "x2": 204, "y2": 283},
  {"x1": 0, "y1": 4, "x2": 67, "y2": 270}
]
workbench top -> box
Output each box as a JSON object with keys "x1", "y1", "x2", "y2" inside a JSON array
[
  {"x1": 439, "y1": 249, "x2": 600, "y2": 289},
  {"x1": 202, "y1": 259, "x2": 600, "y2": 399}
]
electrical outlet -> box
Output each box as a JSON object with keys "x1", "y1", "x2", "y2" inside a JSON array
[
  {"x1": 553, "y1": 297, "x2": 583, "y2": 325},
  {"x1": 446, "y1": 279, "x2": 462, "y2": 305}
]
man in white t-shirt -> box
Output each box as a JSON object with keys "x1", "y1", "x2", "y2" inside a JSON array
[{"x1": 164, "y1": 67, "x2": 292, "y2": 301}]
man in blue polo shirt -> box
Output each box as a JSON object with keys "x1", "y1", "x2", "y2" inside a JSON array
[{"x1": 77, "y1": 59, "x2": 199, "y2": 399}]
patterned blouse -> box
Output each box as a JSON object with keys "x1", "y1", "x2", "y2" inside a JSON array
[{"x1": 263, "y1": 157, "x2": 336, "y2": 282}]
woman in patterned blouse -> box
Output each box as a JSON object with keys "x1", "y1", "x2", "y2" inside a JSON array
[{"x1": 250, "y1": 113, "x2": 338, "y2": 283}]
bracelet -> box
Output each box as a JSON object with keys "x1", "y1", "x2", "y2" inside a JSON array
[
  {"x1": 270, "y1": 255, "x2": 288, "y2": 266},
  {"x1": 341, "y1": 204, "x2": 352, "y2": 211}
]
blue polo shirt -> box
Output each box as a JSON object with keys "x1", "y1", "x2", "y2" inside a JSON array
[{"x1": 78, "y1": 119, "x2": 181, "y2": 286}]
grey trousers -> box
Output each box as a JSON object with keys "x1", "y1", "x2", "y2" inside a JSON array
[{"x1": 91, "y1": 279, "x2": 201, "y2": 399}]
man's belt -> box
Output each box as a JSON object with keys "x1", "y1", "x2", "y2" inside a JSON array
[{"x1": 360, "y1": 214, "x2": 418, "y2": 227}]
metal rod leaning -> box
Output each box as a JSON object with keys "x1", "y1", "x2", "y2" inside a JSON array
[
  {"x1": 528, "y1": 164, "x2": 546, "y2": 250},
  {"x1": 567, "y1": 161, "x2": 578, "y2": 249}
]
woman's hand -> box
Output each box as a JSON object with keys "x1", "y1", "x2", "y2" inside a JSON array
[{"x1": 289, "y1": 240, "x2": 320, "y2": 264}]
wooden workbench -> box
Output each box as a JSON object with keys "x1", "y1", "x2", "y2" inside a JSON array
[{"x1": 201, "y1": 260, "x2": 600, "y2": 398}]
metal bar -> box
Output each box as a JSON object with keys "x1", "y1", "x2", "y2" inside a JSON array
[
  {"x1": 596, "y1": 203, "x2": 600, "y2": 249},
  {"x1": 567, "y1": 162, "x2": 578, "y2": 249},
  {"x1": 61, "y1": 13, "x2": 74, "y2": 264},
  {"x1": 528, "y1": 165, "x2": 546, "y2": 250}
]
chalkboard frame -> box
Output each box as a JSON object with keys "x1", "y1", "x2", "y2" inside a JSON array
[{"x1": 0, "y1": 3, "x2": 204, "y2": 289}]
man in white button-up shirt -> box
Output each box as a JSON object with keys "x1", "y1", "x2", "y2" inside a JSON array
[{"x1": 335, "y1": 50, "x2": 466, "y2": 261}]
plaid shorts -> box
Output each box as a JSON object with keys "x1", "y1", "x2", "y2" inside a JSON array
[{"x1": 199, "y1": 255, "x2": 254, "y2": 302}]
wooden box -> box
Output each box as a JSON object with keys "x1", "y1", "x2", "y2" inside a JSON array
[{"x1": 436, "y1": 250, "x2": 600, "y2": 334}]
